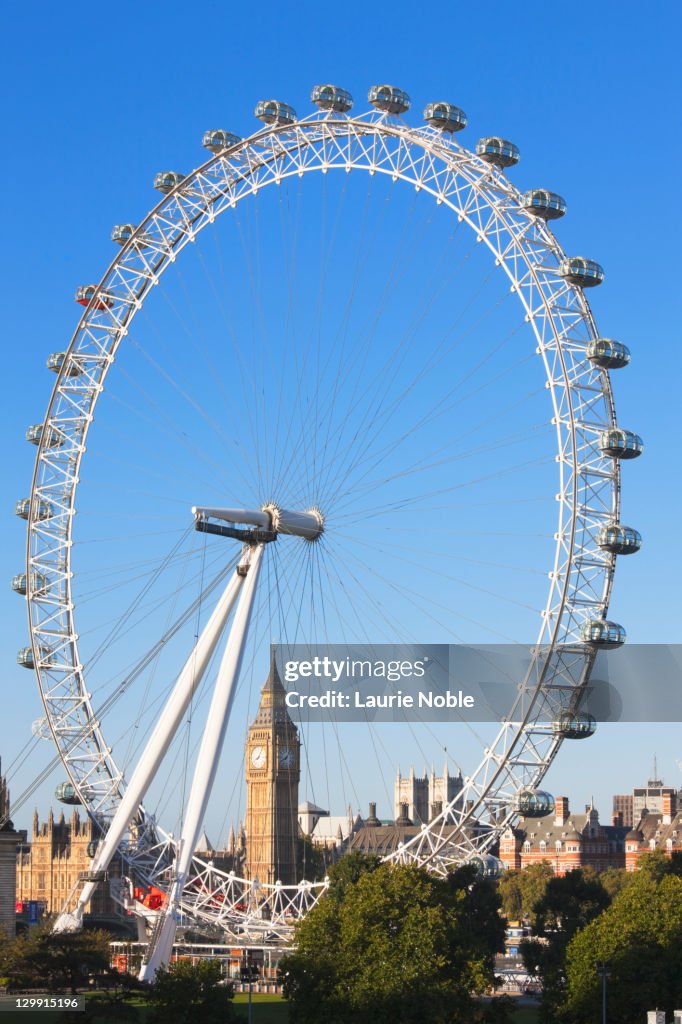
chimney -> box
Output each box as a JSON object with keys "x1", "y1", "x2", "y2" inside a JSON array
[
  {"x1": 554, "y1": 796, "x2": 569, "y2": 826},
  {"x1": 662, "y1": 790, "x2": 676, "y2": 825}
]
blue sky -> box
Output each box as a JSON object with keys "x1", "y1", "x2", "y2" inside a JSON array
[{"x1": 1, "y1": 1, "x2": 681, "y2": 843}]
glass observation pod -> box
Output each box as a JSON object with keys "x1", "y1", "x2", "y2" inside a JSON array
[
  {"x1": 311, "y1": 85, "x2": 353, "y2": 112},
  {"x1": 599, "y1": 428, "x2": 644, "y2": 460},
  {"x1": 552, "y1": 711, "x2": 597, "y2": 740},
  {"x1": 580, "y1": 619, "x2": 626, "y2": 647},
  {"x1": 55, "y1": 782, "x2": 81, "y2": 805},
  {"x1": 512, "y1": 789, "x2": 555, "y2": 817},
  {"x1": 110, "y1": 223, "x2": 137, "y2": 245},
  {"x1": 586, "y1": 338, "x2": 631, "y2": 370},
  {"x1": 423, "y1": 102, "x2": 467, "y2": 132},
  {"x1": 255, "y1": 100, "x2": 297, "y2": 126},
  {"x1": 597, "y1": 524, "x2": 642, "y2": 555},
  {"x1": 368, "y1": 84, "x2": 411, "y2": 115},
  {"x1": 11, "y1": 572, "x2": 48, "y2": 597},
  {"x1": 17, "y1": 645, "x2": 52, "y2": 669},
  {"x1": 26, "y1": 423, "x2": 65, "y2": 448},
  {"x1": 153, "y1": 171, "x2": 185, "y2": 194},
  {"x1": 559, "y1": 256, "x2": 604, "y2": 288},
  {"x1": 520, "y1": 189, "x2": 567, "y2": 220},
  {"x1": 202, "y1": 130, "x2": 242, "y2": 154},
  {"x1": 476, "y1": 137, "x2": 520, "y2": 168},
  {"x1": 46, "y1": 352, "x2": 83, "y2": 377},
  {"x1": 75, "y1": 285, "x2": 113, "y2": 310},
  {"x1": 15, "y1": 498, "x2": 54, "y2": 521},
  {"x1": 470, "y1": 854, "x2": 504, "y2": 879}
]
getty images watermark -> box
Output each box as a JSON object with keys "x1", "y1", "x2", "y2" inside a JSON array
[{"x1": 272, "y1": 644, "x2": 682, "y2": 723}]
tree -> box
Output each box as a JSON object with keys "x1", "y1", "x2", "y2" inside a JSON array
[
  {"x1": 563, "y1": 867, "x2": 682, "y2": 1023},
  {"x1": 3, "y1": 927, "x2": 111, "y2": 993},
  {"x1": 145, "y1": 958, "x2": 234, "y2": 1024},
  {"x1": 498, "y1": 861, "x2": 554, "y2": 927},
  {"x1": 281, "y1": 861, "x2": 505, "y2": 1024},
  {"x1": 520, "y1": 869, "x2": 610, "y2": 1020}
]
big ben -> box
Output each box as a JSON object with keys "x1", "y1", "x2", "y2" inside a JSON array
[{"x1": 245, "y1": 654, "x2": 300, "y2": 885}]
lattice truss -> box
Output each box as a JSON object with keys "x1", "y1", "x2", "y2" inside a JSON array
[{"x1": 25, "y1": 108, "x2": 620, "y2": 928}]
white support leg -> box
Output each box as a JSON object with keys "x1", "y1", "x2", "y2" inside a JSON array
[
  {"x1": 139, "y1": 542, "x2": 264, "y2": 982},
  {"x1": 53, "y1": 556, "x2": 249, "y2": 934}
]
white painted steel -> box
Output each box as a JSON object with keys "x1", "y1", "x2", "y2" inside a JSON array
[
  {"x1": 52, "y1": 562, "x2": 248, "y2": 933},
  {"x1": 23, "y1": 101, "x2": 627, "y2": 939},
  {"x1": 139, "y1": 543, "x2": 264, "y2": 980}
]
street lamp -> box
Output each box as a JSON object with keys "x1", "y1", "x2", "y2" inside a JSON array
[{"x1": 596, "y1": 961, "x2": 611, "y2": 1024}]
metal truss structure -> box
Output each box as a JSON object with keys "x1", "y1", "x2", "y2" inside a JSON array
[{"x1": 21, "y1": 87, "x2": 639, "y2": 973}]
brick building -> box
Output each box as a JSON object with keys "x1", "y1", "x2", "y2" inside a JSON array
[
  {"x1": 624, "y1": 788, "x2": 682, "y2": 870},
  {"x1": 499, "y1": 796, "x2": 628, "y2": 875}
]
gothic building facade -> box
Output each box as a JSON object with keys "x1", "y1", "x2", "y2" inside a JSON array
[
  {"x1": 394, "y1": 761, "x2": 464, "y2": 823},
  {"x1": 16, "y1": 809, "x2": 121, "y2": 919},
  {"x1": 245, "y1": 658, "x2": 301, "y2": 886}
]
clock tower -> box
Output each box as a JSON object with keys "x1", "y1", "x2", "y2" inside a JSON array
[{"x1": 245, "y1": 654, "x2": 300, "y2": 885}]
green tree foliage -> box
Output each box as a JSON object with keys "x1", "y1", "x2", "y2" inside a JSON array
[
  {"x1": 281, "y1": 860, "x2": 505, "y2": 1024},
  {"x1": 0, "y1": 927, "x2": 111, "y2": 993},
  {"x1": 520, "y1": 869, "x2": 610, "y2": 1019},
  {"x1": 145, "y1": 958, "x2": 234, "y2": 1024},
  {"x1": 562, "y1": 859, "x2": 682, "y2": 1023},
  {"x1": 498, "y1": 861, "x2": 554, "y2": 927}
]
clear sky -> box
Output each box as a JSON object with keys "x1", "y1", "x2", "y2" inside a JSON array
[{"x1": 1, "y1": 0, "x2": 681, "y2": 845}]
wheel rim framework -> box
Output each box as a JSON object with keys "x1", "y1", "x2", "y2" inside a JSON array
[{"x1": 24, "y1": 105, "x2": 620, "y2": 934}]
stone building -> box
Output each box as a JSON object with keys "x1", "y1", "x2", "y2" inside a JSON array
[
  {"x1": 0, "y1": 771, "x2": 24, "y2": 936},
  {"x1": 395, "y1": 761, "x2": 464, "y2": 823},
  {"x1": 499, "y1": 796, "x2": 629, "y2": 875},
  {"x1": 245, "y1": 657, "x2": 300, "y2": 886},
  {"x1": 16, "y1": 809, "x2": 121, "y2": 919}
]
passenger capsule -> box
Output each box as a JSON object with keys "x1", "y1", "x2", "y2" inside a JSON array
[
  {"x1": 470, "y1": 854, "x2": 504, "y2": 879},
  {"x1": 599, "y1": 428, "x2": 643, "y2": 460},
  {"x1": 476, "y1": 137, "x2": 520, "y2": 168},
  {"x1": 55, "y1": 782, "x2": 81, "y2": 805},
  {"x1": 202, "y1": 130, "x2": 241, "y2": 154},
  {"x1": 11, "y1": 572, "x2": 48, "y2": 596},
  {"x1": 111, "y1": 224, "x2": 136, "y2": 245},
  {"x1": 75, "y1": 285, "x2": 114, "y2": 310},
  {"x1": 552, "y1": 712, "x2": 597, "y2": 740},
  {"x1": 423, "y1": 101, "x2": 467, "y2": 132},
  {"x1": 311, "y1": 85, "x2": 353, "y2": 112},
  {"x1": 520, "y1": 189, "x2": 567, "y2": 220},
  {"x1": 512, "y1": 789, "x2": 555, "y2": 817},
  {"x1": 559, "y1": 257, "x2": 604, "y2": 288},
  {"x1": 255, "y1": 100, "x2": 297, "y2": 126},
  {"x1": 153, "y1": 171, "x2": 185, "y2": 194},
  {"x1": 47, "y1": 352, "x2": 83, "y2": 377},
  {"x1": 580, "y1": 619, "x2": 626, "y2": 647},
  {"x1": 15, "y1": 497, "x2": 54, "y2": 521},
  {"x1": 587, "y1": 338, "x2": 631, "y2": 370},
  {"x1": 26, "y1": 424, "x2": 65, "y2": 448},
  {"x1": 597, "y1": 524, "x2": 642, "y2": 555},
  {"x1": 368, "y1": 84, "x2": 411, "y2": 115},
  {"x1": 17, "y1": 645, "x2": 52, "y2": 669}
]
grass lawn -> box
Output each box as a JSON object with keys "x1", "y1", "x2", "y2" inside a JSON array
[{"x1": 234, "y1": 992, "x2": 289, "y2": 1022}]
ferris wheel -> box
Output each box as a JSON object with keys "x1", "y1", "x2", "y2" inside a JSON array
[{"x1": 16, "y1": 83, "x2": 642, "y2": 978}]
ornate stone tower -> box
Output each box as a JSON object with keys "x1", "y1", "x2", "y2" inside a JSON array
[{"x1": 245, "y1": 656, "x2": 300, "y2": 885}]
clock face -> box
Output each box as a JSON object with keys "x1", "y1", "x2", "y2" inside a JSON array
[
  {"x1": 250, "y1": 746, "x2": 266, "y2": 769},
  {"x1": 278, "y1": 746, "x2": 296, "y2": 768}
]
